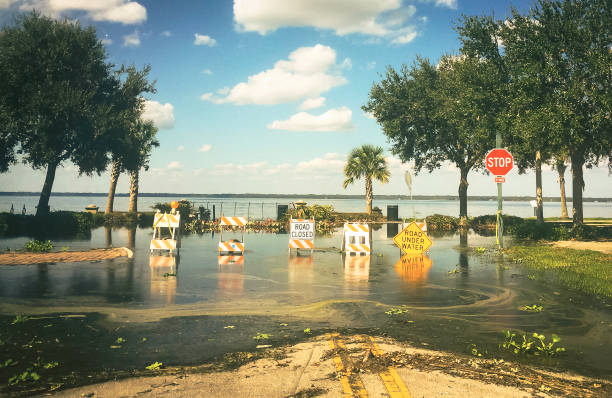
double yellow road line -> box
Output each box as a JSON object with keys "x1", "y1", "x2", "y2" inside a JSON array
[{"x1": 327, "y1": 333, "x2": 412, "y2": 398}]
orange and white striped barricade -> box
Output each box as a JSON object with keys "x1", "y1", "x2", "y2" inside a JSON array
[
  {"x1": 218, "y1": 216, "x2": 247, "y2": 254},
  {"x1": 150, "y1": 211, "x2": 181, "y2": 255},
  {"x1": 288, "y1": 218, "x2": 315, "y2": 253},
  {"x1": 342, "y1": 223, "x2": 371, "y2": 255}
]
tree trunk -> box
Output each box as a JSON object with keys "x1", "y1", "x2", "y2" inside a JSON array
[
  {"x1": 105, "y1": 160, "x2": 121, "y2": 214},
  {"x1": 128, "y1": 169, "x2": 139, "y2": 213},
  {"x1": 556, "y1": 160, "x2": 569, "y2": 219},
  {"x1": 535, "y1": 151, "x2": 544, "y2": 223},
  {"x1": 570, "y1": 153, "x2": 584, "y2": 225},
  {"x1": 365, "y1": 177, "x2": 373, "y2": 214},
  {"x1": 127, "y1": 226, "x2": 136, "y2": 249},
  {"x1": 36, "y1": 161, "x2": 58, "y2": 217},
  {"x1": 104, "y1": 225, "x2": 112, "y2": 247},
  {"x1": 458, "y1": 167, "x2": 469, "y2": 224}
]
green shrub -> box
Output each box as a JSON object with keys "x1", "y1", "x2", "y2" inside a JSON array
[
  {"x1": 282, "y1": 204, "x2": 335, "y2": 222},
  {"x1": 24, "y1": 240, "x2": 53, "y2": 252},
  {"x1": 425, "y1": 214, "x2": 459, "y2": 231},
  {"x1": 470, "y1": 214, "x2": 523, "y2": 230}
]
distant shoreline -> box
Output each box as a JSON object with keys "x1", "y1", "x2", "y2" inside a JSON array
[{"x1": 0, "y1": 192, "x2": 609, "y2": 203}]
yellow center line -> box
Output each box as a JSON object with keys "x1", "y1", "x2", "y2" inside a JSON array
[
  {"x1": 327, "y1": 334, "x2": 368, "y2": 398},
  {"x1": 365, "y1": 336, "x2": 412, "y2": 398}
]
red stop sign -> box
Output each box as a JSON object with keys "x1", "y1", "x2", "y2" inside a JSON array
[{"x1": 485, "y1": 148, "x2": 513, "y2": 175}]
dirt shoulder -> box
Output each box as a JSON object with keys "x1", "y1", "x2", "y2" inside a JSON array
[
  {"x1": 550, "y1": 241, "x2": 612, "y2": 254},
  {"x1": 0, "y1": 247, "x2": 133, "y2": 265},
  {"x1": 51, "y1": 335, "x2": 610, "y2": 398}
]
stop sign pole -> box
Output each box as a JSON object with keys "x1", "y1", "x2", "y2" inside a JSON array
[{"x1": 496, "y1": 133, "x2": 503, "y2": 249}]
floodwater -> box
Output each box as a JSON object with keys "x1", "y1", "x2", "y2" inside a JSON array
[{"x1": 1, "y1": 226, "x2": 611, "y2": 392}]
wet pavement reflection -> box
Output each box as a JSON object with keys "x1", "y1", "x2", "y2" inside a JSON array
[{"x1": 0, "y1": 224, "x2": 611, "y2": 380}]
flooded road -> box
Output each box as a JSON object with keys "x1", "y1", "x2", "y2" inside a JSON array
[{"x1": 1, "y1": 225, "x2": 611, "y2": 393}]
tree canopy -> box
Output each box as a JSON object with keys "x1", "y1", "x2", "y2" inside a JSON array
[
  {"x1": 363, "y1": 54, "x2": 500, "y2": 219},
  {"x1": 0, "y1": 12, "x2": 137, "y2": 216}
]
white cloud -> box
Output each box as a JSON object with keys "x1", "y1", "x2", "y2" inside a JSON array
[
  {"x1": 391, "y1": 30, "x2": 417, "y2": 44},
  {"x1": 199, "y1": 144, "x2": 212, "y2": 153},
  {"x1": 233, "y1": 0, "x2": 422, "y2": 44},
  {"x1": 194, "y1": 33, "x2": 216, "y2": 46},
  {"x1": 142, "y1": 100, "x2": 175, "y2": 129},
  {"x1": 161, "y1": 30, "x2": 172, "y2": 37},
  {"x1": 339, "y1": 57, "x2": 352, "y2": 70},
  {"x1": 366, "y1": 61, "x2": 376, "y2": 70},
  {"x1": 177, "y1": 145, "x2": 184, "y2": 151},
  {"x1": 433, "y1": 0, "x2": 457, "y2": 9},
  {"x1": 268, "y1": 106, "x2": 353, "y2": 132},
  {"x1": 296, "y1": 153, "x2": 345, "y2": 173},
  {"x1": 18, "y1": 0, "x2": 146, "y2": 24},
  {"x1": 201, "y1": 44, "x2": 347, "y2": 105},
  {"x1": 167, "y1": 161, "x2": 181, "y2": 170},
  {"x1": 210, "y1": 161, "x2": 270, "y2": 176},
  {"x1": 298, "y1": 97, "x2": 325, "y2": 111},
  {"x1": 201, "y1": 69, "x2": 213, "y2": 75},
  {"x1": 100, "y1": 37, "x2": 112, "y2": 46},
  {"x1": 123, "y1": 31, "x2": 140, "y2": 47}
]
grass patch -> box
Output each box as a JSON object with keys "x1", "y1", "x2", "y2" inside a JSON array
[{"x1": 507, "y1": 245, "x2": 612, "y2": 299}]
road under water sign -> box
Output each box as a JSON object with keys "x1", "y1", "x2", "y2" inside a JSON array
[{"x1": 393, "y1": 221, "x2": 433, "y2": 255}]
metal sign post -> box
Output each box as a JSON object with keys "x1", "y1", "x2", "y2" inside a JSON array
[{"x1": 496, "y1": 133, "x2": 503, "y2": 249}]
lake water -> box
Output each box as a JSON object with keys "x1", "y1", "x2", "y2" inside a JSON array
[
  {"x1": 1, "y1": 225, "x2": 611, "y2": 390},
  {"x1": 2, "y1": 194, "x2": 611, "y2": 219}
]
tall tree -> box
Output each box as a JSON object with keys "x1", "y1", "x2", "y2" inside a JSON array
[
  {"x1": 363, "y1": 55, "x2": 499, "y2": 222},
  {"x1": 0, "y1": 12, "x2": 118, "y2": 216},
  {"x1": 457, "y1": 14, "x2": 555, "y2": 224},
  {"x1": 126, "y1": 120, "x2": 158, "y2": 213},
  {"x1": 554, "y1": 156, "x2": 570, "y2": 219},
  {"x1": 342, "y1": 145, "x2": 390, "y2": 214},
  {"x1": 501, "y1": 0, "x2": 612, "y2": 224},
  {"x1": 104, "y1": 65, "x2": 156, "y2": 214}
]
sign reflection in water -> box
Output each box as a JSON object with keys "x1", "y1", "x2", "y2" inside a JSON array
[
  {"x1": 343, "y1": 254, "x2": 370, "y2": 296},
  {"x1": 149, "y1": 255, "x2": 179, "y2": 304},
  {"x1": 288, "y1": 254, "x2": 313, "y2": 286},
  {"x1": 217, "y1": 255, "x2": 244, "y2": 296},
  {"x1": 394, "y1": 254, "x2": 433, "y2": 283}
]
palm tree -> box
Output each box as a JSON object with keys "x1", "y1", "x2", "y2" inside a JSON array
[
  {"x1": 343, "y1": 145, "x2": 390, "y2": 214},
  {"x1": 104, "y1": 65, "x2": 156, "y2": 214},
  {"x1": 127, "y1": 120, "x2": 159, "y2": 213}
]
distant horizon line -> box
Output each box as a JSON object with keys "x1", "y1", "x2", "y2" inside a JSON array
[{"x1": 0, "y1": 192, "x2": 609, "y2": 202}]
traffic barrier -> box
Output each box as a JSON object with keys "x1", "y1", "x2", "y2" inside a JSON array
[
  {"x1": 289, "y1": 218, "x2": 315, "y2": 252},
  {"x1": 153, "y1": 213, "x2": 180, "y2": 228},
  {"x1": 343, "y1": 223, "x2": 371, "y2": 254},
  {"x1": 219, "y1": 215, "x2": 247, "y2": 253},
  {"x1": 150, "y1": 210, "x2": 180, "y2": 254},
  {"x1": 220, "y1": 216, "x2": 247, "y2": 226}
]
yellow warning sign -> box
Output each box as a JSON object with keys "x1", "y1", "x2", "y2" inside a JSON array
[{"x1": 393, "y1": 221, "x2": 433, "y2": 254}]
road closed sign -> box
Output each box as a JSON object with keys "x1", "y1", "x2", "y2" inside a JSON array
[
  {"x1": 485, "y1": 148, "x2": 513, "y2": 176},
  {"x1": 289, "y1": 219, "x2": 315, "y2": 250}
]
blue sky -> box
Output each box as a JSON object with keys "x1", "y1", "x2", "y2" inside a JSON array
[{"x1": 0, "y1": 0, "x2": 610, "y2": 197}]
